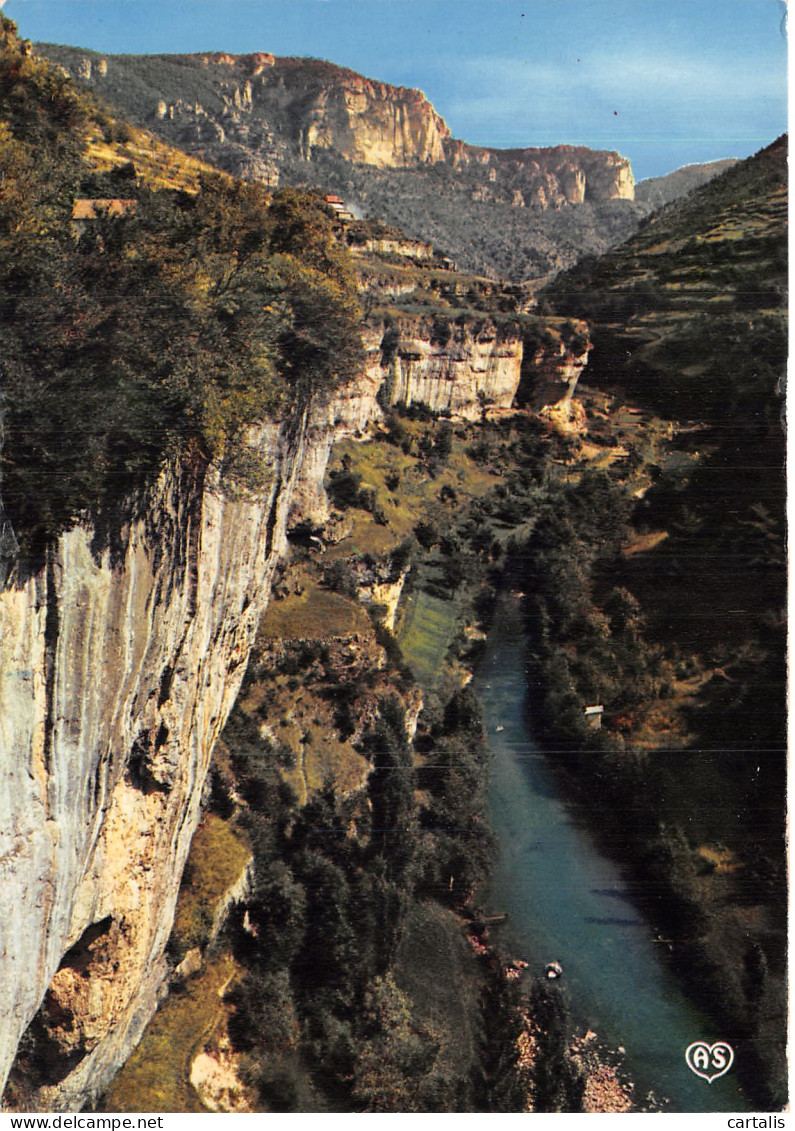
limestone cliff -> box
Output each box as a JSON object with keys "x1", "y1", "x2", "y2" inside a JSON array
[
  {"x1": 0, "y1": 415, "x2": 310, "y2": 1110},
  {"x1": 444, "y1": 141, "x2": 634, "y2": 208},
  {"x1": 289, "y1": 315, "x2": 527, "y2": 523},
  {"x1": 187, "y1": 53, "x2": 450, "y2": 168},
  {"x1": 39, "y1": 44, "x2": 634, "y2": 204},
  {"x1": 280, "y1": 67, "x2": 449, "y2": 168}
]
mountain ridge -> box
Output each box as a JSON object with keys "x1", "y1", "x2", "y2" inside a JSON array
[
  {"x1": 35, "y1": 42, "x2": 751, "y2": 283},
  {"x1": 37, "y1": 42, "x2": 632, "y2": 191},
  {"x1": 35, "y1": 41, "x2": 647, "y2": 280}
]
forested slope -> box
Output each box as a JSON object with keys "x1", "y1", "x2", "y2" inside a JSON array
[{"x1": 527, "y1": 137, "x2": 788, "y2": 1106}]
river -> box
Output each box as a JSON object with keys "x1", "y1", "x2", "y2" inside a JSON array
[{"x1": 475, "y1": 596, "x2": 748, "y2": 1113}]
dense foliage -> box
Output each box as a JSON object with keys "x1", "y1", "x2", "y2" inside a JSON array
[
  {"x1": 0, "y1": 17, "x2": 363, "y2": 560},
  {"x1": 218, "y1": 658, "x2": 498, "y2": 1112}
]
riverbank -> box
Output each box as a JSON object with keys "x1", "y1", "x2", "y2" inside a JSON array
[
  {"x1": 492, "y1": 393, "x2": 786, "y2": 1110},
  {"x1": 476, "y1": 593, "x2": 749, "y2": 1113}
]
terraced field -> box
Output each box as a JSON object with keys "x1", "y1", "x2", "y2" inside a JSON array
[
  {"x1": 397, "y1": 588, "x2": 459, "y2": 692},
  {"x1": 544, "y1": 135, "x2": 787, "y2": 420}
]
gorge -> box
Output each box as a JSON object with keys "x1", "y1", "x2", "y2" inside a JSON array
[{"x1": 0, "y1": 14, "x2": 787, "y2": 1114}]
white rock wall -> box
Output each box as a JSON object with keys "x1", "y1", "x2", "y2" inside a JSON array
[
  {"x1": 0, "y1": 415, "x2": 308, "y2": 1110},
  {"x1": 385, "y1": 324, "x2": 523, "y2": 420}
]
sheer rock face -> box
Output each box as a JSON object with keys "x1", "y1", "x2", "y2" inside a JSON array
[
  {"x1": 0, "y1": 337, "x2": 500, "y2": 1109},
  {"x1": 211, "y1": 55, "x2": 451, "y2": 167},
  {"x1": 42, "y1": 45, "x2": 633, "y2": 203},
  {"x1": 0, "y1": 416, "x2": 310, "y2": 1110},
  {"x1": 382, "y1": 321, "x2": 523, "y2": 421},
  {"x1": 144, "y1": 56, "x2": 449, "y2": 170},
  {"x1": 443, "y1": 140, "x2": 635, "y2": 206},
  {"x1": 293, "y1": 77, "x2": 449, "y2": 167},
  {"x1": 288, "y1": 317, "x2": 527, "y2": 524}
]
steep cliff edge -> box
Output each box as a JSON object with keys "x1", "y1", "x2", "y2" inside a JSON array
[
  {"x1": 0, "y1": 417, "x2": 310, "y2": 1109},
  {"x1": 289, "y1": 304, "x2": 590, "y2": 523},
  {"x1": 377, "y1": 317, "x2": 523, "y2": 420}
]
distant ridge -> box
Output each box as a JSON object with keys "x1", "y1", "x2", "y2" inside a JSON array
[
  {"x1": 635, "y1": 158, "x2": 740, "y2": 210},
  {"x1": 35, "y1": 41, "x2": 746, "y2": 281}
]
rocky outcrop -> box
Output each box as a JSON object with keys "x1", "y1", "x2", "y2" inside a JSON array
[
  {"x1": 349, "y1": 235, "x2": 435, "y2": 263},
  {"x1": 208, "y1": 858, "x2": 254, "y2": 946},
  {"x1": 139, "y1": 54, "x2": 448, "y2": 170},
  {"x1": 290, "y1": 76, "x2": 449, "y2": 168},
  {"x1": 444, "y1": 141, "x2": 634, "y2": 208},
  {"x1": 190, "y1": 1039, "x2": 252, "y2": 1113},
  {"x1": 378, "y1": 318, "x2": 523, "y2": 421},
  {"x1": 519, "y1": 318, "x2": 591, "y2": 412}
]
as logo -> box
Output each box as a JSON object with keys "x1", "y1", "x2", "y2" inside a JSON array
[{"x1": 685, "y1": 1041, "x2": 734, "y2": 1083}]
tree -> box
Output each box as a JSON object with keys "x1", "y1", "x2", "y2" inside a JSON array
[
  {"x1": 351, "y1": 974, "x2": 440, "y2": 1112},
  {"x1": 526, "y1": 980, "x2": 584, "y2": 1112},
  {"x1": 362, "y1": 697, "x2": 418, "y2": 890}
]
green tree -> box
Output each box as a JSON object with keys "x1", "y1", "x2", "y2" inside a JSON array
[
  {"x1": 526, "y1": 980, "x2": 584, "y2": 1112},
  {"x1": 362, "y1": 697, "x2": 418, "y2": 886},
  {"x1": 351, "y1": 974, "x2": 440, "y2": 1112}
]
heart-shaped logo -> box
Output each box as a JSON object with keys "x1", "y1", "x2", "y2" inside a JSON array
[{"x1": 685, "y1": 1041, "x2": 734, "y2": 1083}]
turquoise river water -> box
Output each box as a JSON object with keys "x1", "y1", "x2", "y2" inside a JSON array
[{"x1": 475, "y1": 597, "x2": 750, "y2": 1113}]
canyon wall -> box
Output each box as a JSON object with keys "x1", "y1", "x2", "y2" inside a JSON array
[
  {"x1": 289, "y1": 315, "x2": 536, "y2": 522},
  {"x1": 380, "y1": 320, "x2": 523, "y2": 420},
  {"x1": 0, "y1": 416, "x2": 309, "y2": 1110},
  {"x1": 43, "y1": 46, "x2": 634, "y2": 207},
  {"x1": 0, "y1": 308, "x2": 585, "y2": 1110},
  {"x1": 444, "y1": 141, "x2": 634, "y2": 208}
]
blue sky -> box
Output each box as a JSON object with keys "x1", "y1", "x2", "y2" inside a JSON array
[{"x1": 2, "y1": 0, "x2": 788, "y2": 179}]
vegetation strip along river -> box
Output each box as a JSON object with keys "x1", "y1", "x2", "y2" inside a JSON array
[{"x1": 476, "y1": 595, "x2": 748, "y2": 1113}]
